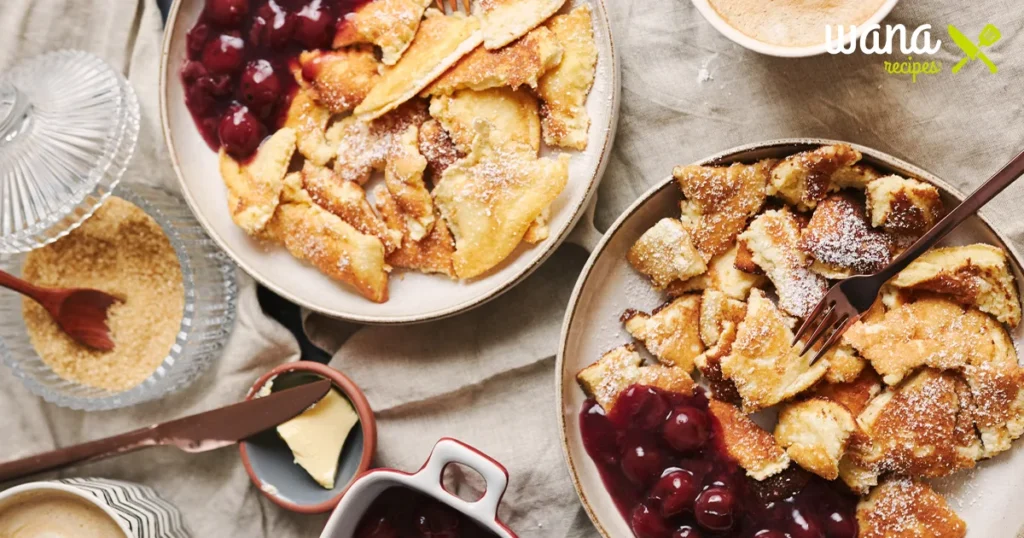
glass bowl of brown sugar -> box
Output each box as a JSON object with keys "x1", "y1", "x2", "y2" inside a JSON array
[{"x1": 0, "y1": 184, "x2": 237, "y2": 410}]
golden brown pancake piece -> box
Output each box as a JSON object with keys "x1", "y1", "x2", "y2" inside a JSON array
[
  {"x1": 576, "y1": 344, "x2": 694, "y2": 413},
  {"x1": 622, "y1": 294, "x2": 704, "y2": 371},
  {"x1": 476, "y1": 0, "x2": 567, "y2": 49},
  {"x1": 284, "y1": 87, "x2": 333, "y2": 166},
  {"x1": 857, "y1": 478, "x2": 966, "y2": 538},
  {"x1": 332, "y1": 0, "x2": 432, "y2": 65},
  {"x1": 627, "y1": 218, "x2": 707, "y2": 289},
  {"x1": 354, "y1": 10, "x2": 482, "y2": 120},
  {"x1": 891, "y1": 244, "x2": 1021, "y2": 327},
  {"x1": 298, "y1": 47, "x2": 379, "y2": 114},
  {"x1": 720, "y1": 289, "x2": 830, "y2": 412},
  {"x1": 300, "y1": 163, "x2": 402, "y2": 254},
  {"x1": 708, "y1": 399, "x2": 790, "y2": 480},
  {"x1": 536, "y1": 4, "x2": 597, "y2": 150},
  {"x1": 218, "y1": 127, "x2": 295, "y2": 235},
  {"x1": 266, "y1": 180, "x2": 389, "y2": 303},
  {"x1": 428, "y1": 87, "x2": 541, "y2": 154},
  {"x1": 425, "y1": 26, "x2": 563, "y2": 95},
  {"x1": 673, "y1": 159, "x2": 773, "y2": 262},
  {"x1": 375, "y1": 185, "x2": 457, "y2": 278},
  {"x1": 433, "y1": 121, "x2": 568, "y2": 279},
  {"x1": 738, "y1": 208, "x2": 828, "y2": 318},
  {"x1": 768, "y1": 143, "x2": 862, "y2": 210}
]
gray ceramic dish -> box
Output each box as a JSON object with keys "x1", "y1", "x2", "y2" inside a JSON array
[
  {"x1": 556, "y1": 139, "x2": 1024, "y2": 538},
  {"x1": 240, "y1": 361, "x2": 376, "y2": 514}
]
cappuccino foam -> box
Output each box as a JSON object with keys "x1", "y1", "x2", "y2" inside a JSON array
[
  {"x1": 707, "y1": 0, "x2": 888, "y2": 48},
  {"x1": 0, "y1": 490, "x2": 126, "y2": 538}
]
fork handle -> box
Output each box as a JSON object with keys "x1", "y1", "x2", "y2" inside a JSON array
[{"x1": 877, "y1": 148, "x2": 1024, "y2": 281}]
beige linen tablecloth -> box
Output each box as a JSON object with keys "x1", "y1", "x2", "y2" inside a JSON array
[{"x1": 1, "y1": 0, "x2": 1022, "y2": 536}]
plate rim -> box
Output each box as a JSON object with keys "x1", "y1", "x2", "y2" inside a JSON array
[
  {"x1": 554, "y1": 137, "x2": 1024, "y2": 537},
  {"x1": 158, "y1": 0, "x2": 621, "y2": 324}
]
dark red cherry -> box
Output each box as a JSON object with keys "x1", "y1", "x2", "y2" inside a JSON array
[
  {"x1": 354, "y1": 517, "x2": 399, "y2": 538},
  {"x1": 650, "y1": 470, "x2": 700, "y2": 517},
  {"x1": 823, "y1": 510, "x2": 857, "y2": 538},
  {"x1": 694, "y1": 487, "x2": 736, "y2": 531},
  {"x1": 621, "y1": 441, "x2": 667, "y2": 487},
  {"x1": 662, "y1": 406, "x2": 709, "y2": 452},
  {"x1": 181, "y1": 60, "x2": 208, "y2": 84},
  {"x1": 753, "y1": 531, "x2": 787, "y2": 538},
  {"x1": 202, "y1": 34, "x2": 245, "y2": 75},
  {"x1": 672, "y1": 526, "x2": 702, "y2": 538},
  {"x1": 239, "y1": 60, "x2": 282, "y2": 112},
  {"x1": 414, "y1": 501, "x2": 460, "y2": 538},
  {"x1": 206, "y1": 0, "x2": 249, "y2": 26},
  {"x1": 631, "y1": 503, "x2": 671, "y2": 538},
  {"x1": 619, "y1": 386, "x2": 670, "y2": 431},
  {"x1": 293, "y1": 1, "x2": 336, "y2": 48},
  {"x1": 195, "y1": 73, "x2": 233, "y2": 96},
  {"x1": 218, "y1": 105, "x2": 265, "y2": 158},
  {"x1": 186, "y1": 23, "x2": 210, "y2": 59},
  {"x1": 250, "y1": 1, "x2": 296, "y2": 48},
  {"x1": 788, "y1": 507, "x2": 824, "y2": 538}
]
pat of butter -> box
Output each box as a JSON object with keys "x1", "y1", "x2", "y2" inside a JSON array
[{"x1": 276, "y1": 388, "x2": 359, "y2": 489}]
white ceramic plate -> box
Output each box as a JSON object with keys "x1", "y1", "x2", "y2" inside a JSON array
[
  {"x1": 160, "y1": 0, "x2": 620, "y2": 323},
  {"x1": 556, "y1": 139, "x2": 1024, "y2": 537}
]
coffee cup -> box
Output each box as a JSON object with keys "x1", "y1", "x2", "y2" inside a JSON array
[{"x1": 0, "y1": 478, "x2": 190, "y2": 537}]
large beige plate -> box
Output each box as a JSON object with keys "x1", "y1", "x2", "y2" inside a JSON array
[
  {"x1": 160, "y1": 0, "x2": 619, "y2": 323},
  {"x1": 556, "y1": 139, "x2": 1024, "y2": 537}
]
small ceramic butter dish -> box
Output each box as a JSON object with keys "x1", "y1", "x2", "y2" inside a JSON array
[{"x1": 239, "y1": 361, "x2": 376, "y2": 513}]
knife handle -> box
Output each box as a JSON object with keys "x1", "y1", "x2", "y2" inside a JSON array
[{"x1": 0, "y1": 426, "x2": 159, "y2": 483}]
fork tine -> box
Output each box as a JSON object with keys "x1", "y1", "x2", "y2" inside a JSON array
[
  {"x1": 792, "y1": 297, "x2": 831, "y2": 346},
  {"x1": 435, "y1": 0, "x2": 444, "y2": 11},
  {"x1": 461, "y1": 0, "x2": 472, "y2": 12},
  {"x1": 797, "y1": 303, "x2": 835, "y2": 353},
  {"x1": 448, "y1": 0, "x2": 458, "y2": 12},
  {"x1": 810, "y1": 314, "x2": 852, "y2": 364}
]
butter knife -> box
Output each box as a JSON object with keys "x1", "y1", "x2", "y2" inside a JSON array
[{"x1": 0, "y1": 379, "x2": 332, "y2": 483}]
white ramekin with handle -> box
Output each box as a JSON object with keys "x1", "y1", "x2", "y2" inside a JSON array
[
  {"x1": 0, "y1": 478, "x2": 190, "y2": 537},
  {"x1": 320, "y1": 438, "x2": 517, "y2": 538}
]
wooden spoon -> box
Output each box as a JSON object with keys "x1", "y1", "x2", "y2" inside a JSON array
[{"x1": 0, "y1": 270, "x2": 121, "y2": 351}]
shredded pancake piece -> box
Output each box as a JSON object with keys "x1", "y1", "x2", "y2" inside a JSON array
[
  {"x1": 535, "y1": 4, "x2": 597, "y2": 150},
  {"x1": 433, "y1": 121, "x2": 569, "y2": 278},
  {"x1": 332, "y1": 0, "x2": 432, "y2": 65},
  {"x1": 673, "y1": 159, "x2": 774, "y2": 262},
  {"x1": 622, "y1": 294, "x2": 704, "y2": 371}
]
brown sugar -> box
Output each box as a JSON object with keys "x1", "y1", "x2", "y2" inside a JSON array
[{"x1": 22, "y1": 196, "x2": 184, "y2": 392}]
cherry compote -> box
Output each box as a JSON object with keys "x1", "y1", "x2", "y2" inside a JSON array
[
  {"x1": 181, "y1": 0, "x2": 368, "y2": 159},
  {"x1": 579, "y1": 385, "x2": 859, "y2": 538},
  {"x1": 353, "y1": 486, "x2": 500, "y2": 538}
]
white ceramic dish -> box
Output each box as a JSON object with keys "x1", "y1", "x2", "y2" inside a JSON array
[
  {"x1": 556, "y1": 139, "x2": 1024, "y2": 537},
  {"x1": 320, "y1": 437, "x2": 516, "y2": 537},
  {"x1": 159, "y1": 0, "x2": 620, "y2": 324},
  {"x1": 0, "y1": 479, "x2": 190, "y2": 537},
  {"x1": 690, "y1": 0, "x2": 900, "y2": 57}
]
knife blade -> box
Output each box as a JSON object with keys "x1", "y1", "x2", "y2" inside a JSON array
[
  {"x1": 949, "y1": 25, "x2": 980, "y2": 60},
  {"x1": 0, "y1": 379, "x2": 332, "y2": 483}
]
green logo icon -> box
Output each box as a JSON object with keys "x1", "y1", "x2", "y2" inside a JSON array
[{"x1": 949, "y1": 24, "x2": 1001, "y2": 74}]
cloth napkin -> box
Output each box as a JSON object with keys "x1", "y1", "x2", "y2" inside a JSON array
[{"x1": 1, "y1": 0, "x2": 1023, "y2": 536}]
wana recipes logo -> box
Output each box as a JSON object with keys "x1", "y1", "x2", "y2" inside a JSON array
[{"x1": 825, "y1": 22, "x2": 1002, "y2": 82}]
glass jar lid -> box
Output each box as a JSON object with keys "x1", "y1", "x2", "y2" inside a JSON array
[{"x1": 0, "y1": 50, "x2": 140, "y2": 253}]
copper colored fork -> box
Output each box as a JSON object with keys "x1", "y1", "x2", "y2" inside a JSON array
[
  {"x1": 434, "y1": 0, "x2": 471, "y2": 14},
  {"x1": 0, "y1": 269, "x2": 121, "y2": 351},
  {"x1": 794, "y1": 148, "x2": 1024, "y2": 363}
]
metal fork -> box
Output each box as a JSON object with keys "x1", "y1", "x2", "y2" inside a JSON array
[
  {"x1": 794, "y1": 148, "x2": 1024, "y2": 363},
  {"x1": 434, "y1": 0, "x2": 471, "y2": 14}
]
